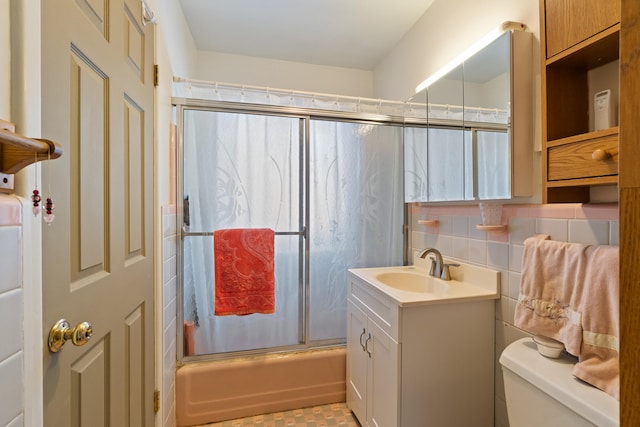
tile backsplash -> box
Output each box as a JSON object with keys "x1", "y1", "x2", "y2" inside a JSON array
[{"x1": 409, "y1": 202, "x2": 618, "y2": 427}]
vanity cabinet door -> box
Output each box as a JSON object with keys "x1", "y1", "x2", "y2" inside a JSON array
[
  {"x1": 346, "y1": 301, "x2": 368, "y2": 424},
  {"x1": 367, "y1": 320, "x2": 400, "y2": 427},
  {"x1": 347, "y1": 299, "x2": 400, "y2": 427}
]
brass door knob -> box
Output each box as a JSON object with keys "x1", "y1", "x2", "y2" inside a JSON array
[{"x1": 48, "y1": 319, "x2": 93, "y2": 353}]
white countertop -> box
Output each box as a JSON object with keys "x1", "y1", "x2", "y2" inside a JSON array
[{"x1": 349, "y1": 262, "x2": 500, "y2": 307}]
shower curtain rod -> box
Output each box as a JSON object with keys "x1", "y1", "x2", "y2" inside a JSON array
[
  {"x1": 173, "y1": 77, "x2": 507, "y2": 116},
  {"x1": 419, "y1": 103, "x2": 508, "y2": 113},
  {"x1": 173, "y1": 77, "x2": 405, "y2": 107}
]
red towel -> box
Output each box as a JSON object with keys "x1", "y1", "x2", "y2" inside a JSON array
[{"x1": 214, "y1": 228, "x2": 275, "y2": 316}]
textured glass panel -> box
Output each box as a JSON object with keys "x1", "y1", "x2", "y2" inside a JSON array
[
  {"x1": 308, "y1": 121, "x2": 404, "y2": 341},
  {"x1": 182, "y1": 110, "x2": 301, "y2": 354},
  {"x1": 477, "y1": 130, "x2": 510, "y2": 199}
]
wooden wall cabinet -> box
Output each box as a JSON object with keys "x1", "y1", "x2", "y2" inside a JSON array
[
  {"x1": 545, "y1": 0, "x2": 621, "y2": 58},
  {"x1": 540, "y1": 0, "x2": 621, "y2": 202}
]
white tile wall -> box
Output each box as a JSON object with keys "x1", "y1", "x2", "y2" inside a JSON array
[
  {"x1": 0, "y1": 227, "x2": 21, "y2": 293},
  {"x1": 0, "y1": 352, "x2": 24, "y2": 425},
  {"x1": 0, "y1": 195, "x2": 23, "y2": 426},
  {"x1": 162, "y1": 206, "x2": 177, "y2": 427},
  {"x1": 568, "y1": 219, "x2": 611, "y2": 245},
  {"x1": 410, "y1": 203, "x2": 619, "y2": 427}
]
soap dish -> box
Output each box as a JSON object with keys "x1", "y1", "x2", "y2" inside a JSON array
[{"x1": 532, "y1": 335, "x2": 565, "y2": 358}]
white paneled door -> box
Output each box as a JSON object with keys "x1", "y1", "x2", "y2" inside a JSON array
[{"x1": 41, "y1": 0, "x2": 155, "y2": 425}]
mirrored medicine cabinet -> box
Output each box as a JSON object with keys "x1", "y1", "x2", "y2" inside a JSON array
[{"x1": 404, "y1": 26, "x2": 533, "y2": 203}]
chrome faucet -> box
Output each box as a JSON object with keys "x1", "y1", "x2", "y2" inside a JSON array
[
  {"x1": 418, "y1": 247, "x2": 459, "y2": 281},
  {"x1": 418, "y1": 247, "x2": 444, "y2": 278}
]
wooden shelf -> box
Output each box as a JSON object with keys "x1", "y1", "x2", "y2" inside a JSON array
[
  {"x1": 475, "y1": 224, "x2": 508, "y2": 232},
  {"x1": 545, "y1": 127, "x2": 619, "y2": 148},
  {"x1": 546, "y1": 24, "x2": 620, "y2": 68},
  {"x1": 417, "y1": 219, "x2": 439, "y2": 226},
  {"x1": 0, "y1": 120, "x2": 62, "y2": 175},
  {"x1": 546, "y1": 176, "x2": 618, "y2": 188}
]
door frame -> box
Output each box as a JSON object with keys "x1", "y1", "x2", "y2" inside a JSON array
[{"x1": 11, "y1": 0, "x2": 46, "y2": 425}]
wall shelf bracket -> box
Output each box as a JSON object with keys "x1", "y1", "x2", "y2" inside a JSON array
[{"x1": 0, "y1": 119, "x2": 63, "y2": 175}]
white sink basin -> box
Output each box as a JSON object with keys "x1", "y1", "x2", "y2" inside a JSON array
[
  {"x1": 375, "y1": 271, "x2": 448, "y2": 293},
  {"x1": 349, "y1": 258, "x2": 500, "y2": 307}
]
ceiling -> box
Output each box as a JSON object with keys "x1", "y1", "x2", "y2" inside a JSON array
[{"x1": 178, "y1": 0, "x2": 436, "y2": 70}]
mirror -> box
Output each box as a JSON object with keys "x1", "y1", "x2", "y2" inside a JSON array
[
  {"x1": 404, "y1": 27, "x2": 532, "y2": 203},
  {"x1": 405, "y1": 64, "x2": 469, "y2": 202}
]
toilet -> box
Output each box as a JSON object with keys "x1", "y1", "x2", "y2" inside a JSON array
[{"x1": 499, "y1": 338, "x2": 619, "y2": 427}]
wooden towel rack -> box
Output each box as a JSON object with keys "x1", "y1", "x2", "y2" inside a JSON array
[{"x1": 0, "y1": 119, "x2": 62, "y2": 175}]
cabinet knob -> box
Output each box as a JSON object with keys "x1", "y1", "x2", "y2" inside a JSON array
[{"x1": 592, "y1": 149, "x2": 611, "y2": 161}]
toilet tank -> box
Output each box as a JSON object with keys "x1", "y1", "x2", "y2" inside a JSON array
[{"x1": 499, "y1": 338, "x2": 619, "y2": 427}]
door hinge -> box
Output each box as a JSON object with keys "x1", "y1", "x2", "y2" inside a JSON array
[
  {"x1": 153, "y1": 390, "x2": 160, "y2": 413},
  {"x1": 153, "y1": 64, "x2": 159, "y2": 87}
]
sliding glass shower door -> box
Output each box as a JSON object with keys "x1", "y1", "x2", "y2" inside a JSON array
[
  {"x1": 182, "y1": 109, "x2": 303, "y2": 355},
  {"x1": 308, "y1": 120, "x2": 404, "y2": 341},
  {"x1": 179, "y1": 106, "x2": 403, "y2": 357}
]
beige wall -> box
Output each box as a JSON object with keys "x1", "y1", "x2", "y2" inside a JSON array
[
  {"x1": 154, "y1": 0, "x2": 199, "y2": 79},
  {"x1": 0, "y1": 0, "x2": 9, "y2": 119},
  {"x1": 195, "y1": 51, "x2": 374, "y2": 97}
]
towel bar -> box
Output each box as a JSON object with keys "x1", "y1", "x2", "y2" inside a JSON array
[{"x1": 182, "y1": 227, "x2": 306, "y2": 238}]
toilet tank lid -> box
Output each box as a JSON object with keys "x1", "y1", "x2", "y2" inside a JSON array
[{"x1": 499, "y1": 338, "x2": 619, "y2": 427}]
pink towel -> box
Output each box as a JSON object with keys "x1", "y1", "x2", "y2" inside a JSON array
[
  {"x1": 214, "y1": 228, "x2": 275, "y2": 316},
  {"x1": 514, "y1": 237, "x2": 619, "y2": 399}
]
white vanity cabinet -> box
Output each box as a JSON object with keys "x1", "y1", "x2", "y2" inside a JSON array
[
  {"x1": 346, "y1": 269, "x2": 496, "y2": 427},
  {"x1": 347, "y1": 298, "x2": 400, "y2": 426}
]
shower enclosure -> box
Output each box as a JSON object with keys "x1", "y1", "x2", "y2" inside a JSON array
[{"x1": 175, "y1": 97, "x2": 406, "y2": 359}]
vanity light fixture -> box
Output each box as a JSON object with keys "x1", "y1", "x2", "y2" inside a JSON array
[{"x1": 414, "y1": 21, "x2": 526, "y2": 94}]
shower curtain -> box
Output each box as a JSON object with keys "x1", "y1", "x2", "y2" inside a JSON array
[{"x1": 181, "y1": 108, "x2": 404, "y2": 356}]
